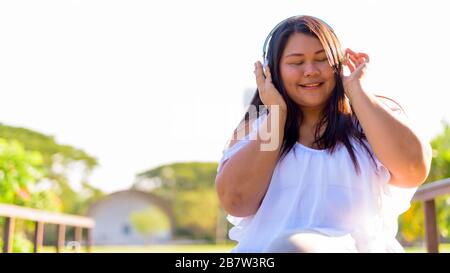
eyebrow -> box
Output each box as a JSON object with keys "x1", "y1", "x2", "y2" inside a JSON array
[{"x1": 285, "y1": 49, "x2": 325, "y2": 57}]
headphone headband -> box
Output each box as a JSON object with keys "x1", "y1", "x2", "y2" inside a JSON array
[
  {"x1": 262, "y1": 15, "x2": 301, "y2": 67},
  {"x1": 262, "y1": 15, "x2": 335, "y2": 67}
]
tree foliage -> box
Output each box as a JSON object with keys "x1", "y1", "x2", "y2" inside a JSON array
[
  {"x1": 0, "y1": 124, "x2": 97, "y2": 169},
  {"x1": 0, "y1": 138, "x2": 63, "y2": 252},
  {"x1": 0, "y1": 138, "x2": 61, "y2": 210},
  {"x1": 173, "y1": 189, "x2": 220, "y2": 240},
  {"x1": 0, "y1": 124, "x2": 105, "y2": 250},
  {"x1": 398, "y1": 121, "x2": 450, "y2": 244},
  {"x1": 135, "y1": 162, "x2": 220, "y2": 241},
  {"x1": 0, "y1": 124, "x2": 103, "y2": 214},
  {"x1": 129, "y1": 206, "x2": 170, "y2": 235}
]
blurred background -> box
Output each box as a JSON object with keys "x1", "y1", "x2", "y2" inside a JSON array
[{"x1": 0, "y1": 0, "x2": 449, "y2": 252}]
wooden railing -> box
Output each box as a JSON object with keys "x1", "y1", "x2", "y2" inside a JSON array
[
  {"x1": 1, "y1": 179, "x2": 448, "y2": 253},
  {"x1": 412, "y1": 178, "x2": 450, "y2": 253},
  {"x1": 0, "y1": 203, "x2": 95, "y2": 253}
]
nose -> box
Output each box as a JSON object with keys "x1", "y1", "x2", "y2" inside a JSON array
[{"x1": 303, "y1": 63, "x2": 320, "y2": 77}]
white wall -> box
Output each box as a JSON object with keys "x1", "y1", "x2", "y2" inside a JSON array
[{"x1": 89, "y1": 192, "x2": 171, "y2": 245}]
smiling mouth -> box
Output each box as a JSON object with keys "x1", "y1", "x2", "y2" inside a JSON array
[{"x1": 299, "y1": 82, "x2": 324, "y2": 89}]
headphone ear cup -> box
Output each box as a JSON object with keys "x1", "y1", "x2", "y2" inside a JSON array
[{"x1": 262, "y1": 59, "x2": 268, "y2": 76}]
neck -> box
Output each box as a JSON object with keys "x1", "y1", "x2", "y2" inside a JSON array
[
  {"x1": 299, "y1": 106, "x2": 323, "y2": 128},
  {"x1": 298, "y1": 106, "x2": 327, "y2": 149}
]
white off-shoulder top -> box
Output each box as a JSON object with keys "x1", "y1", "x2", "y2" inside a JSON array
[{"x1": 217, "y1": 113, "x2": 417, "y2": 253}]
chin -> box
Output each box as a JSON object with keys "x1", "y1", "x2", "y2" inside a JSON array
[
  {"x1": 295, "y1": 96, "x2": 329, "y2": 109},
  {"x1": 298, "y1": 102, "x2": 327, "y2": 109}
]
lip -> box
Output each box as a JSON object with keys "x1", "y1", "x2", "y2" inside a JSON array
[{"x1": 298, "y1": 82, "x2": 324, "y2": 90}]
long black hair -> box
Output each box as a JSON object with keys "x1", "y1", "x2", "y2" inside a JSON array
[{"x1": 236, "y1": 15, "x2": 381, "y2": 174}]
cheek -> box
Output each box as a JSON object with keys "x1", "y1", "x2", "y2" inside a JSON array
[
  {"x1": 326, "y1": 73, "x2": 336, "y2": 89},
  {"x1": 319, "y1": 63, "x2": 335, "y2": 77},
  {"x1": 280, "y1": 66, "x2": 301, "y2": 85},
  {"x1": 320, "y1": 65, "x2": 336, "y2": 91}
]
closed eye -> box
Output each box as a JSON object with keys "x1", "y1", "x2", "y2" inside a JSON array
[{"x1": 291, "y1": 59, "x2": 326, "y2": 65}]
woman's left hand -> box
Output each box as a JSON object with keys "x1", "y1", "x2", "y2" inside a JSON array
[{"x1": 342, "y1": 48, "x2": 369, "y2": 97}]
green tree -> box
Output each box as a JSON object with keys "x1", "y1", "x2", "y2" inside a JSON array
[
  {"x1": 0, "y1": 124, "x2": 101, "y2": 214},
  {"x1": 0, "y1": 138, "x2": 61, "y2": 252},
  {"x1": 0, "y1": 124, "x2": 97, "y2": 170},
  {"x1": 0, "y1": 138, "x2": 60, "y2": 209},
  {"x1": 129, "y1": 206, "x2": 170, "y2": 238},
  {"x1": 135, "y1": 162, "x2": 221, "y2": 241},
  {"x1": 0, "y1": 232, "x2": 34, "y2": 253},
  {"x1": 137, "y1": 162, "x2": 218, "y2": 192},
  {"x1": 173, "y1": 189, "x2": 220, "y2": 240},
  {"x1": 0, "y1": 124, "x2": 105, "y2": 248},
  {"x1": 398, "y1": 121, "x2": 450, "y2": 244}
]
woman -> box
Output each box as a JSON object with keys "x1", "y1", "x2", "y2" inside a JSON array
[{"x1": 215, "y1": 15, "x2": 432, "y2": 252}]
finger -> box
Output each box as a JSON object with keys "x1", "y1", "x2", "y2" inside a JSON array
[
  {"x1": 346, "y1": 59, "x2": 355, "y2": 73},
  {"x1": 354, "y1": 62, "x2": 367, "y2": 76},
  {"x1": 346, "y1": 49, "x2": 359, "y2": 65},
  {"x1": 348, "y1": 53, "x2": 360, "y2": 67},
  {"x1": 254, "y1": 61, "x2": 266, "y2": 90},
  {"x1": 354, "y1": 53, "x2": 366, "y2": 64},
  {"x1": 264, "y1": 65, "x2": 273, "y2": 83},
  {"x1": 358, "y1": 52, "x2": 370, "y2": 63},
  {"x1": 346, "y1": 48, "x2": 358, "y2": 56},
  {"x1": 348, "y1": 48, "x2": 369, "y2": 63}
]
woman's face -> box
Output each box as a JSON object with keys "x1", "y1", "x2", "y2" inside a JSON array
[{"x1": 280, "y1": 32, "x2": 336, "y2": 110}]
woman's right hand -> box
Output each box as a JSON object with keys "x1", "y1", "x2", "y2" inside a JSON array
[{"x1": 254, "y1": 61, "x2": 287, "y2": 114}]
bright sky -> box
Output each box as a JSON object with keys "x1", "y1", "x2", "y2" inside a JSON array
[{"x1": 1, "y1": 0, "x2": 449, "y2": 193}]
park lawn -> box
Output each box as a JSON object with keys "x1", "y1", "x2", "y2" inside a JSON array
[
  {"x1": 41, "y1": 243, "x2": 450, "y2": 253},
  {"x1": 41, "y1": 243, "x2": 237, "y2": 253},
  {"x1": 405, "y1": 243, "x2": 450, "y2": 253}
]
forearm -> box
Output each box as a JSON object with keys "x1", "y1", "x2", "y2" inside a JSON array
[
  {"x1": 347, "y1": 83, "x2": 431, "y2": 186},
  {"x1": 216, "y1": 109, "x2": 286, "y2": 216}
]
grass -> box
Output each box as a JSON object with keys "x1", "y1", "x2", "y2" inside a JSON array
[
  {"x1": 39, "y1": 243, "x2": 450, "y2": 253},
  {"x1": 405, "y1": 243, "x2": 450, "y2": 253},
  {"x1": 41, "y1": 243, "x2": 237, "y2": 253}
]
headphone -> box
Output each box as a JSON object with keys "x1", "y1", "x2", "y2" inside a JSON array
[
  {"x1": 261, "y1": 15, "x2": 337, "y2": 68},
  {"x1": 262, "y1": 15, "x2": 300, "y2": 68}
]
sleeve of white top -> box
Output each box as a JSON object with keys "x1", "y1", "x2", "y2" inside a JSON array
[
  {"x1": 370, "y1": 98, "x2": 418, "y2": 216},
  {"x1": 216, "y1": 113, "x2": 267, "y2": 174},
  {"x1": 373, "y1": 156, "x2": 418, "y2": 216},
  {"x1": 216, "y1": 113, "x2": 267, "y2": 240}
]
